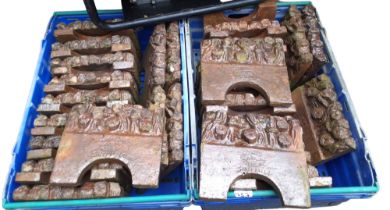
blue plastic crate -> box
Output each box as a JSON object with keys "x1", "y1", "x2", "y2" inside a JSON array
[
  {"x1": 184, "y1": 1, "x2": 378, "y2": 209},
  {"x1": 2, "y1": 11, "x2": 191, "y2": 209}
]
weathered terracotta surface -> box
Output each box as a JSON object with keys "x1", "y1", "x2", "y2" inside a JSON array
[
  {"x1": 231, "y1": 163, "x2": 332, "y2": 191},
  {"x1": 257, "y1": 0, "x2": 278, "y2": 22},
  {"x1": 16, "y1": 136, "x2": 57, "y2": 185},
  {"x1": 224, "y1": 91, "x2": 268, "y2": 110},
  {"x1": 44, "y1": 70, "x2": 138, "y2": 97},
  {"x1": 146, "y1": 89, "x2": 169, "y2": 169},
  {"x1": 199, "y1": 106, "x2": 310, "y2": 207},
  {"x1": 144, "y1": 84, "x2": 168, "y2": 169},
  {"x1": 201, "y1": 37, "x2": 285, "y2": 65},
  {"x1": 309, "y1": 177, "x2": 332, "y2": 188},
  {"x1": 147, "y1": 86, "x2": 166, "y2": 111},
  {"x1": 142, "y1": 24, "x2": 184, "y2": 174},
  {"x1": 51, "y1": 35, "x2": 136, "y2": 59},
  {"x1": 200, "y1": 37, "x2": 294, "y2": 113},
  {"x1": 282, "y1": 5, "x2": 313, "y2": 88},
  {"x1": 296, "y1": 5, "x2": 328, "y2": 86},
  {"x1": 143, "y1": 24, "x2": 166, "y2": 105},
  {"x1": 50, "y1": 104, "x2": 164, "y2": 188},
  {"x1": 55, "y1": 20, "x2": 107, "y2": 43},
  {"x1": 15, "y1": 172, "x2": 51, "y2": 185},
  {"x1": 21, "y1": 158, "x2": 55, "y2": 173},
  {"x1": 54, "y1": 20, "x2": 140, "y2": 54},
  {"x1": 204, "y1": 1, "x2": 282, "y2": 38},
  {"x1": 90, "y1": 163, "x2": 123, "y2": 181},
  {"x1": 13, "y1": 181, "x2": 124, "y2": 201},
  {"x1": 282, "y1": 5, "x2": 329, "y2": 89},
  {"x1": 50, "y1": 51, "x2": 141, "y2": 87},
  {"x1": 165, "y1": 83, "x2": 183, "y2": 171},
  {"x1": 143, "y1": 27, "x2": 167, "y2": 111},
  {"x1": 31, "y1": 127, "x2": 63, "y2": 136},
  {"x1": 201, "y1": 106, "x2": 304, "y2": 150},
  {"x1": 205, "y1": 17, "x2": 286, "y2": 39},
  {"x1": 89, "y1": 163, "x2": 132, "y2": 192},
  {"x1": 230, "y1": 179, "x2": 258, "y2": 191},
  {"x1": 27, "y1": 149, "x2": 56, "y2": 160},
  {"x1": 29, "y1": 136, "x2": 61, "y2": 149},
  {"x1": 160, "y1": 133, "x2": 169, "y2": 169},
  {"x1": 51, "y1": 52, "x2": 137, "y2": 74},
  {"x1": 30, "y1": 114, "x2": 67, "y2": 136},
  {"x1": 166, "y1": 22, "x2": 181, "y2": 87},
  {"x1": 292, "y1": 74, "x2": 356, "y2": 165},
  {"x1": 16, "y1": 158, "x2": 54, "y2": 184},
  {"x1": 36, "y1": 103, "x2": 69, "y2": 115},
  {"x1": 41, "y1": 89, "x2": 135, "y2": 106},
  {"x1": 25, "y1": 134, "x2": 60, "y2": 189},
  {"x1": 33, "y1": 114, "x2": 66, "y2": 128},
  {"x1": 307, "y1": 164, "x2": 332, "y2": 188}
]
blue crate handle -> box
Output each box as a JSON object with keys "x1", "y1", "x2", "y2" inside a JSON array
[{"x1": 83, "y1": 0, "x2": 264, "y2": 30}]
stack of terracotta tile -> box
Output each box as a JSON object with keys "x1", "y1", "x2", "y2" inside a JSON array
[
  {"x1": 142, "y1": 22, "x2": 183, "y2": 175},
  {"x1": 282, "y1": 5, "x2": 328, "y2": 89},
  {"x1": 13, "y1": 20, "x2": 183, "y2": 201}
]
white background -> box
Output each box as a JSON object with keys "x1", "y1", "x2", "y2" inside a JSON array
[{"x1": 0, "y1": 0, "x2": 388, "y2": 209}]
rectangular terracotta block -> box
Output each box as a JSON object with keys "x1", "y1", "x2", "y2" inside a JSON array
[
  {"x1": 295, "y1": 5, "x2": 328, "y2": 87},
  {"x1": 282, "y1": 5, "x2": 312, "y2": 88},
  {"x1": 37, "y1": 103, "x2": 68, "y2": 115},
  {"x1": 50, "y1": 104, "x2": 164, "y2": 188},
  {"x1": 51, "y1": 35, "x2": 135, "y2": 59},
  {"x1": 292, "y1": 74, "x2": 356, "y2": 165},
  {"x1": 27, "y1": 149, "x2": 56, "y2": 160},
  {"x1": 51, "y1": 66, "x2": 70, "y2": 75},
  {"x1": 29, "y1": 136, "x2": 61, "y2": 149},
  {"x1": 31, "y1": 127, "x2": 63, "y2": 136},
  {"x1": 90, "y1": 169, "x2": 124, "y2": 181},
  {"x1": 15, "y1": 172, "x2": 51, "y2": 184},
  {"x1": 44, "y1": 82, "x2": 68, "y2": 94},
  {"x1": 45, "y1": 69, "x2": 139, "y2": 94},
  {"x1": 199, "y1": 106, "x2": 310, "y2": 207},
  {"x1": 309, "y1": 177, "x2": 332, "y2": 188},
  {"x1": 200, "y1": 37, "x2": 294, "y2": 114},
  {"x1": 230, "y1": 179, "x2": 258, "y2": 191}
]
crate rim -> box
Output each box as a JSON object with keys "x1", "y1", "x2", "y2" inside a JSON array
[{"x1": 3, "y1": 193, "x2": 191, "y2": 209}]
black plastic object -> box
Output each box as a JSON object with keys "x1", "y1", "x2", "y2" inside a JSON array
[{"x1": 84, "y1": 0, "x2": 264, "y2": 30}]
